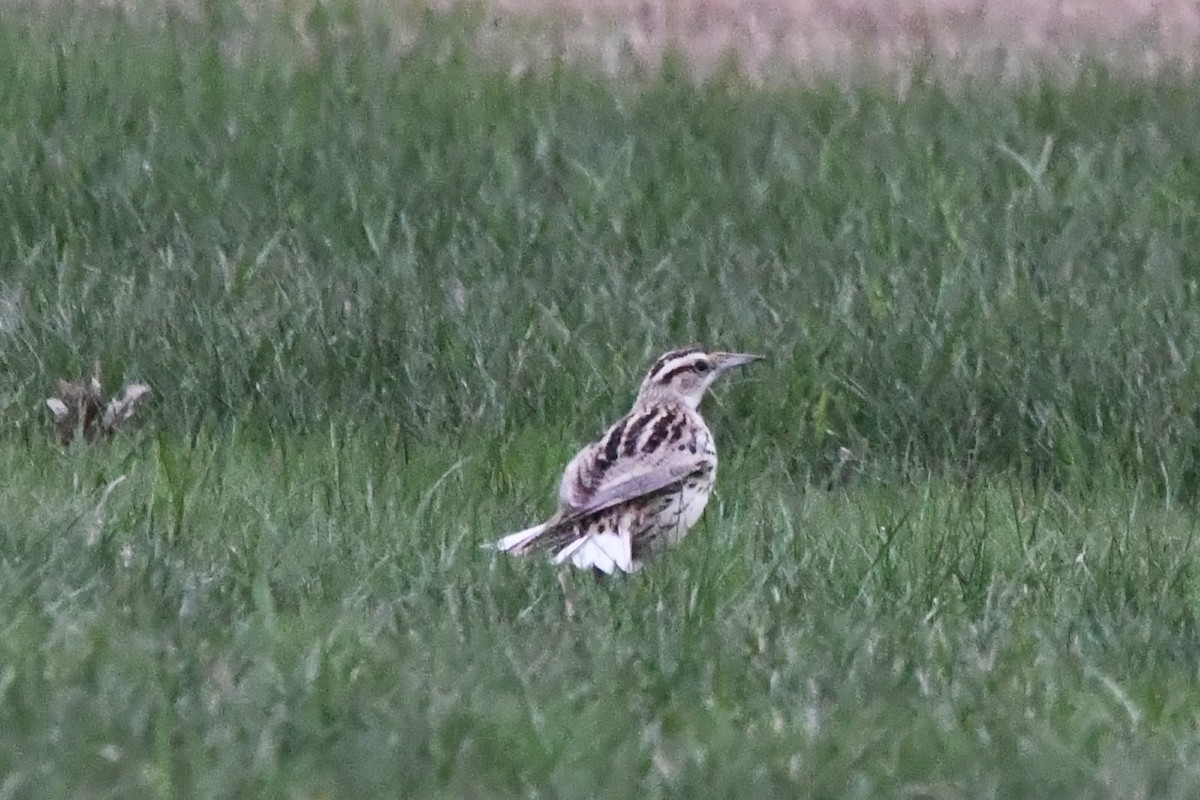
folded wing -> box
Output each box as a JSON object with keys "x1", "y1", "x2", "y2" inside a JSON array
[{"x1": 558, "y1": 442, "x2": 706, "y2": 522}]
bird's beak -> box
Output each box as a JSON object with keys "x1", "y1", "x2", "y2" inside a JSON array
[{"x1": 713, "y1": 352, "x2": 765, "y2": 371}]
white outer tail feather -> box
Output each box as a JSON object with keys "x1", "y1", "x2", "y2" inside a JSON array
[
  {"x1": 552, "y1": 531, "x2": 635, "y2": 574},
  {"x1": 494, "y1": 524, "x2": 639, "y2": 574}
]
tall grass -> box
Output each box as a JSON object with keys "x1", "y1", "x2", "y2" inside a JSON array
[
  {"x1": 3, "y1": 2, "x2": 1199, "y2": 485},
  {"x1": 1, "y1": 3, "x2": 1200, "y2": 797}
]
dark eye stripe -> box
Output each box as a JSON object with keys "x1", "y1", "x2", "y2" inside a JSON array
[
  {"x1": 657, "y1": 359, "x2": 704, "y2": 385},
  {"x1": 647, "y1": 346, "x2": 703, "y2": 380}
]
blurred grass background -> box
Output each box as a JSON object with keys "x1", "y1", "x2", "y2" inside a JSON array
[{"x1": 2, "y1": 1, "x2": 1200, "y2": 797}]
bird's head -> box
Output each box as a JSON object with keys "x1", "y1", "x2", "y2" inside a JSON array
[{"x1": 636, "y1": 346, "x2": 763, "y2": 409}]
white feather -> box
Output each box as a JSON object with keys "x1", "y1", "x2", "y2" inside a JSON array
[
  {"x1": 45, "y1": 398, "x2": 69, "y2": 419},
  {"x1": 552, "y1": 531, "x2": 634, "y2": 574},
  {"x1": 102, "y1": 383, "x2": 151, "y2": 428},
  {"x1": 493, "y1": 522, "x2": 549, "y2": 553}
]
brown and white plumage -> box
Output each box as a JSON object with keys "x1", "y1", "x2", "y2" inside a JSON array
[{"x1": 494, "y1": 347, "x2": 761, "y2": 574}]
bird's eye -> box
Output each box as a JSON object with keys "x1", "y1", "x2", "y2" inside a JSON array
[{"x1": 693, "y1": 360, "x2": 711, "y2": 374}]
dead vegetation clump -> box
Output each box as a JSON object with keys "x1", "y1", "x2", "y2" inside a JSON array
[
  {"x1": 46, "y1": 369, "x2": 151, "y2": 445},
  {"x1": 465, "y1": 0, "x2": 1200, "y2": 81}
]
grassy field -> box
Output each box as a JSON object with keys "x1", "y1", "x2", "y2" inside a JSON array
[{"x1": 2, "y1": 2, "x2": 1200, "y2": 797}]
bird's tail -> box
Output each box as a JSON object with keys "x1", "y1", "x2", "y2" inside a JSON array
[
  {"x1": 490, "y1": 522, "x2": 550, "y2": 555},
  {"x1": 552, "y1": 531, "x2": 636, "y2": 574}
]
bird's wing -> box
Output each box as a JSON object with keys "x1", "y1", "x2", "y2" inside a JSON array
[
  {"x1": 567, "y1": 457, "x2": 701, "y2": 518},
  {"x1": 557, "y1": 426, "x2": 706, "y2": 520}
]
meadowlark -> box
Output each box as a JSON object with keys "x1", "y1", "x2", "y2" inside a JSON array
[{"x1": 494, "y1": 346, "x2": 762, "y2": 574}]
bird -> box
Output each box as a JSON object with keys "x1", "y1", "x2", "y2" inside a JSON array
[{"x1": 493, "y1": 346, "x2": 762, "y2": 574}]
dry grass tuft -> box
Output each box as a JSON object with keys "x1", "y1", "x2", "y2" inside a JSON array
[
  {"x1": 46, "y1": 368, "x2": 151, "y2": 445},
  {"x1": 87, "y1": 0, "x2": 1200, "y2": 80},
  {"x1": 467, "y1": 0, "x2": 1200, "y2": 80}
]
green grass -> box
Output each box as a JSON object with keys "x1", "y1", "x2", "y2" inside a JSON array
[{"x1": 2, "y1": 2, "x2": 1200, "y2": 797}]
